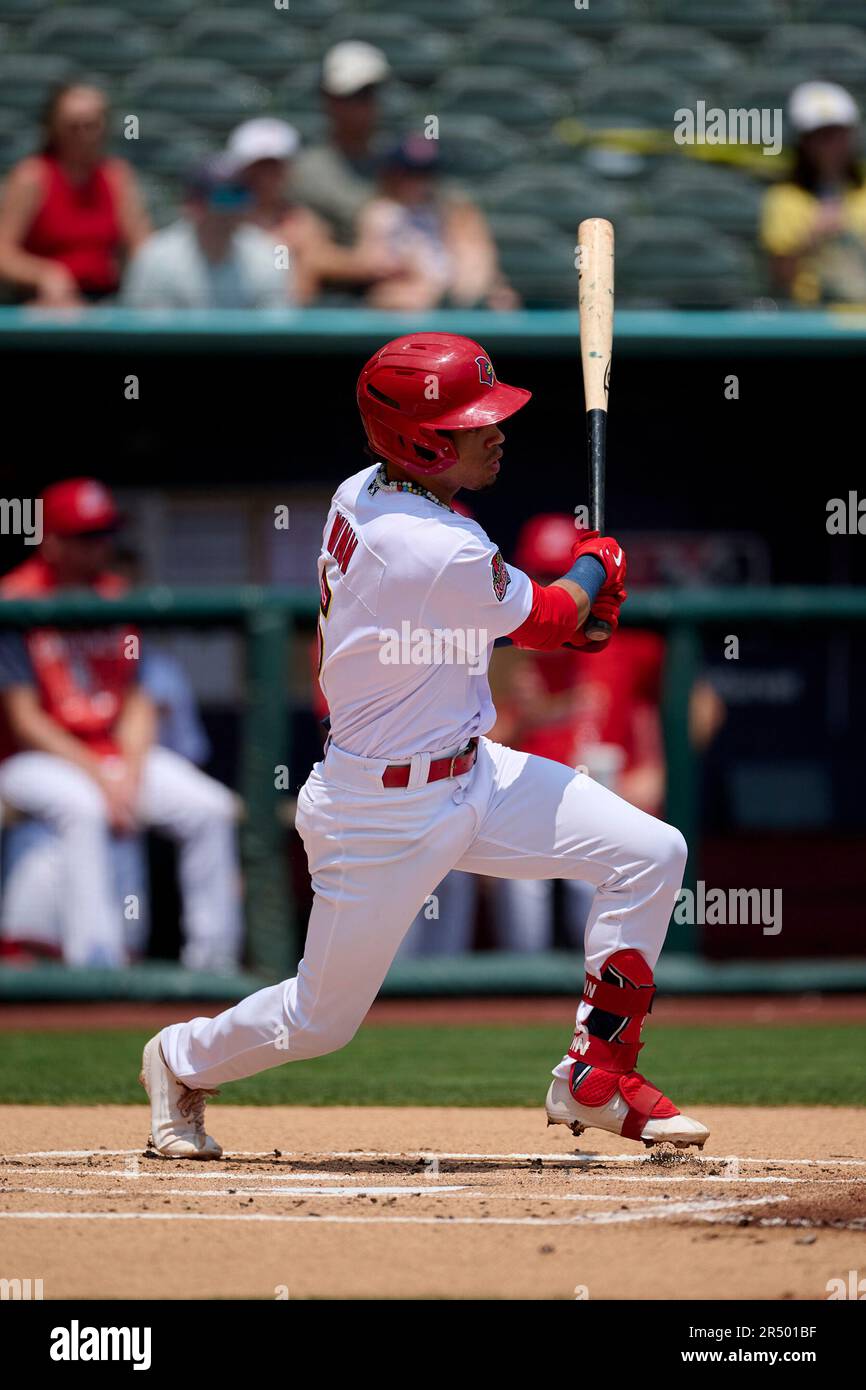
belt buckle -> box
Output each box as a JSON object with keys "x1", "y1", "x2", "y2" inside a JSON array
[{"x1": 449, "y1": 739, "x2": 473, "y2": 779}]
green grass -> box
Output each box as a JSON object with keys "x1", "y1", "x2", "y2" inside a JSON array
[{"x1": 1, "y1": 1024, "x2": 863, "y2": 1107}]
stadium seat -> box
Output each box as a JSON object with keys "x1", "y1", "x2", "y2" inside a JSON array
[
  {"x1": 481, "y1": 165, "x2": 634, "y2": 236},
  {"x1": 124, "y1": 61, "x2": 267, "y2": 133},
  {"x1": 284, "y1": 110, "x2": 326, "y2": 148},
  {"x1": 465, "y1": 19, "x2": 601, "y2": 79},
  {"x1": 609, "y1": 25, "x2": 740, "y2": 87},
  {"x1": 502, "y1": 0, "x2": 643, "y2": 37},
  {"x1": 0, "y1": 112, "x2": 36, "y2": 174},
  {"x1": 651, "y1": 0, "x2": 787, "y2": 43},
  {"x1": 110, "y1": 113, "x2": 211, "y2": 180},
  {"x1": 434, "y1": 67, "x2": 568, "y2": 130},
  {"x1": 322, "y1": 15, "x2": 457, "y2": 85},
  {"x1": 172, "y1": 12, "x2": 312, "y2": 76},
  {"x1": 27, "y1": 8, "x2": 159, "y2": 74},
  {"x1": 361, "y1": 0, "x2": 495, "y2": 30},
  {"x1": 220, "y1": 0, "x2": 341, "y2": 28},
  {"x1": 756, "y1": 26, "x2": 866, "y2": 88},
  {"x1": 134, "y1": 171, "x2": 182, "y2": 230},
  {"x1": 616, "y1": 216, "x2": 760, "y2": 307},
  {"x1": 274, "y1": 63, "x2": 323, "y2": 116},
  {"x1": 797, "y1": 0, "x2": 866, "y2": 22},
  {"x1": 644, "y1": 161, "x2": 764, "y2": 237},
  {"x1": 90, "y1": 0, "x2": 192, "y2": 21},
  {"x1": 487, "y1": 212, "x2": 578, "y2": 308},
  {"x1": 720, "y1": 67, "x2": 821, "y2": 139},
  {"x1": 575, "y1": 67, "x2": 698, "y2": 129},
  {"x1": 435, "y1": 115, "x2": 530, "y2": 178},
  {"x1": 0, "y1": 0, "x2": 52, "y2": 21},
  {"x1": 0, "y1": 54, "x2": 77, "y2": 116},
  {"x1": 215, "y1": 0, "x2": 340, "y2": 25}
]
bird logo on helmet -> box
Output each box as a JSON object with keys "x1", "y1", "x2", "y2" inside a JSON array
[
  {"x1": 356, "y1": 333, "x2": 531, "y2": 478},
  {"x1": 475, "y1": 355, "x2": 495, "y2": 387}
]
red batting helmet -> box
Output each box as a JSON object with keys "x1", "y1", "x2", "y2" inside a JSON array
[
  {"x1": 514, "y1": 513, "x2": 581, "y2": 578},
  {"x1": 356, "y1": 332, "x2": 531, "y2": 476}
]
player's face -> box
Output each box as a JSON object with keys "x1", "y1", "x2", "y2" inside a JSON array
[
  {"x1": 43, "y1": 533, "x2": 113, "y2": 584},
  {"x1": 441, "y1": 424, "x2": 505, "y2": 492}
]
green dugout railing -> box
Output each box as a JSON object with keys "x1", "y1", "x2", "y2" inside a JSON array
[
  {"x1": 3, "y1": 306, "x2": 866, "y2": 354},
  {"x1": 2, "y1": 585, "x2": 864, "y2": 979}
]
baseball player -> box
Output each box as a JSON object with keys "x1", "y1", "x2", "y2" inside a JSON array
[
  {"x1": 0, "y1": 478, "x2": 243, "y2": 970},
  {"x1": 141, "y1": 334, "x2": 709, "y2": 1157}
]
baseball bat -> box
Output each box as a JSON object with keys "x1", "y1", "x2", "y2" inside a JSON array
[{"x1": 578, "y1": 216, "x2": 614, "y2": 640}]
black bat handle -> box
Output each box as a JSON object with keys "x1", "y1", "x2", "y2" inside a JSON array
[{"x1": 585, "y1": 407, "x2": 612, "y2": 641}]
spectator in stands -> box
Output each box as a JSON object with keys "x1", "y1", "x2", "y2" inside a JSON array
[
  {"x1": 0, "y1": 479, "x2": 243, "y2": 970},
  {"x1": 0, "y1": 83, "x2": 150, "y2": 305},
  {"x1": 761, "y1": 82, "x2": 866, "y2": 305},
  {"x1": 225, "y1": 117, "x2": 397, "y2": 304},
  {"x1": 123, "y1": 157, "x2": 291, "y2": 309},
  {"x1": 292, "y1": 41, "x2": 392, "y2": 245},
  {"x1": 356, "y1": 134, "x2": 518, "y2": 310}
]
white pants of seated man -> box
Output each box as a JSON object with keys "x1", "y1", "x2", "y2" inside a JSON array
[
  {"x1": 492, "y1": 876, "x2": 596, "y2": 951},
  {"x1": 161, "y1": 736, "x2": 686, "y2": 1090},
  {"x1": 0, "y1": 818, "x2": 150, "y2": 957},
  {"x1": 0, "y1": 746, "x2": 243, "y2": 969}
]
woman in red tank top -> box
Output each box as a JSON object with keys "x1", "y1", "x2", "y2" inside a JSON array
[{"x1": 0, "y1": 84, "x2": 150, "y2": 304}]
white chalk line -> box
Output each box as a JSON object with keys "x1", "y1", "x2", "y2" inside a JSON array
[
  {"x1": 9, "y1": 1148, "x2": 866, "y2": 1167},
  {"x1": 1, "y1": 1184, "x2": 783, "y2": 1204},
  {"x1": 2, "y1": 1167, "x2": 398, "y2": 1182},
  {"x1": 0, "y1": 1195, "x2": 788, "y2": 1229},
  {"x1": 4, "y1": 1166, "x2": 862, "y2": 1189},
  {"x1": 2, "y1": 1184, "x2": 468, "y2": 1199}
]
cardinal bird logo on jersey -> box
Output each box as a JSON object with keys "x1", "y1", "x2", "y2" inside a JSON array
[
  {"x1": 475, "y1": 355, "x2": 495, "y2": 387},
  {"x1": 491, "y1": 550, "x2": 510, "y2": 601}
]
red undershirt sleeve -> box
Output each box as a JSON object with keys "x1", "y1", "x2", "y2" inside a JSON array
[{"x1": 508, "y1": 579, "x2": 583, "y2": 651}]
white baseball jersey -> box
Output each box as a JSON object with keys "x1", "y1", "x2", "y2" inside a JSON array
[{"x1": 316, "y1": 463, "x2": 533, "y2": 759}]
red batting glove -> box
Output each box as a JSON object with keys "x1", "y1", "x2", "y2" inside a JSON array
[
  {"x1": 570, "y1": 531, "x2": 627, "y2": 646},
  {"x1": 564, "y1": 589, "x2": 625, "y2": 652},
  {"x1": 571, "y1": 531, "x2": 628, "y2": 593}
]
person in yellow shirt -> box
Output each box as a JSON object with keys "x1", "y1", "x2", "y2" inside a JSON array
[{"x1": 761, "y1": 81, "x2": 866, "y2": 305}]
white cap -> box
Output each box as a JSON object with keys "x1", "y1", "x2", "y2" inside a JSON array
[
  {"x1": 789, "y1": 81, "x2": 859, "y2": 134},
  {"x1": 225, "y1": 118, "x2": 300, "y2": 171},
  {"x1": 321, "y1": 40, "x2": 390, "y2": 97}
]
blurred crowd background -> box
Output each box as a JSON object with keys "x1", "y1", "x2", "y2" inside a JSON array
[
  {"x1": 0, "y1": 2, "x2": 864, "y2": 982},
  {"x1": 1, "y1": 3, "x2": 866, "y2": 308}
]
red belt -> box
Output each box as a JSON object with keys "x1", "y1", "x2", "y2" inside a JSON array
[{"x1": 382, "y1": 738, "x2": 479, "y2": 789}]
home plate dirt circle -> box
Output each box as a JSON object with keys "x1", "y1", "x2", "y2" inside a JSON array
[{"x1": 1, "y1": 1105, "x2": 864, "y2": 1300}]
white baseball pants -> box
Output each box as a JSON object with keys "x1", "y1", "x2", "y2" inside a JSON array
[
  {"x1": 162, "y1": 736, "x2": 686, "y2": 1089},
  {"x1": 0, "y1": 745, "x2": 242, "y2": 969}
]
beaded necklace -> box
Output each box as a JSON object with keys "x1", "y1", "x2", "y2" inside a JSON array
[{"x1": 370, "y1": 462, "x2": 454, "y2": 513}]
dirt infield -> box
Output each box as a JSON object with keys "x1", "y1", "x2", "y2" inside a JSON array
[{"x1": 2, "y1": 1105, "x2": 864, "y2": 1300}]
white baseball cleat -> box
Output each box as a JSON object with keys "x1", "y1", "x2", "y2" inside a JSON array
[
  {"x1": 139, "y1": 1035, "x2": 223, "y2": 1160},
  {"x1": 545, "y1": 1076, "x2": 710, "y2": 1150}
]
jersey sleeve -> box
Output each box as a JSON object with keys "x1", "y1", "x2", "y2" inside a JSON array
[
  {"x1": 0, "y1": 633, "x2": 34, "y2": 688},
  {"x1": 421, "y1": 533, "x2": 533, "y2": 643}
]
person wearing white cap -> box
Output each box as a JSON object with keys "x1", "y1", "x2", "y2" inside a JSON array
[
  {"x1": 292, "y1": 41, "x2": 394, "y2": 246},
  {"x1": 123, "y1": 155, "x2": 292, "y2": 309},
  {"x1": 226, "y1": 115, "x2": 397, "y2": 303},
  {"x1": 761, "y1": 81, "x2": 866, "y2": 305}
]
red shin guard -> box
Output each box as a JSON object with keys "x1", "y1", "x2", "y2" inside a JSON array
[{"x1": 567, "y1": 949, "x2": 679, "y2": 1140}]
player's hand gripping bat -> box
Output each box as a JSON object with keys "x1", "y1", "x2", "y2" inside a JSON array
[{"x1": 578, "y1": 217, "x2": 615, "y2": 641}]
